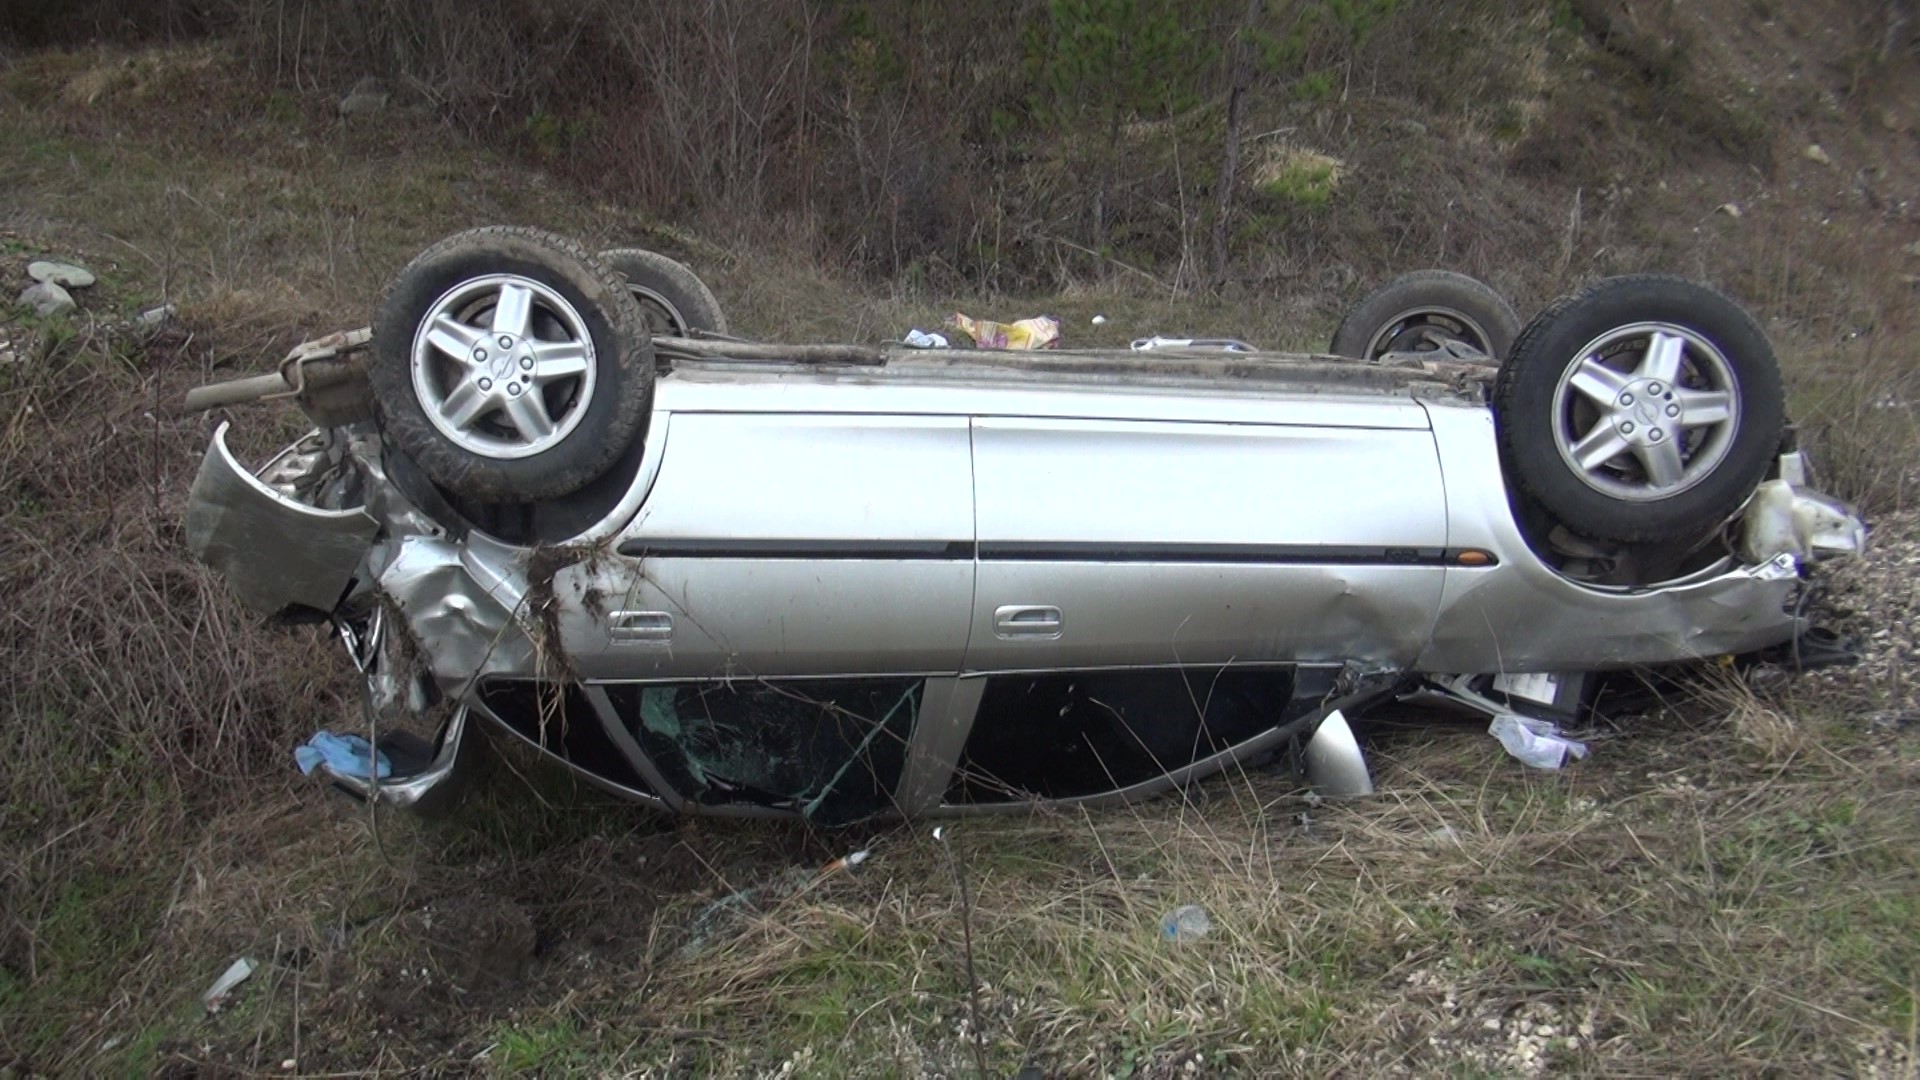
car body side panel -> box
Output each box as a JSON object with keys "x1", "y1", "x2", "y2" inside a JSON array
[
  {"x1": 550, "y1": 411, "x2": 976, "y2": 680},
  {"x1": 652, "y1": 366, "x2": 1441, "y2": 429},
  {"x1": 965, "y1": 417, "x2": 1450, "y2": 671},
  {"x1": 1416, "y1": 402, "x2": 1802, "y2": 671}
]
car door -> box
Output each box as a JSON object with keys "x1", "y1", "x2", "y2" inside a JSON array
[
  {"x1": 964, "y1": 403, "x2": 1451, "y2": 674},
  {"x1": 536, "y1": 408, "x2": 977, "y2": 820},
  {"x1": 553, "y1": 409, "x2": 977, "y2": 681}
]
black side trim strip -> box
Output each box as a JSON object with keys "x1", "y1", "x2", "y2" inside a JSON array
[
  {"x1": 616, "y1": 538, "x2": 974, "y2": 560},
  {"x1": 978, "y1": 541, "x2": 1452, "y2": 566},
  {"x1": 614, "y1": 537, "x2": 1473, "y2": 567}
]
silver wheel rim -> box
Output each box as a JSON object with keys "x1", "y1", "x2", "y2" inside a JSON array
[
  {"x1": 1549, "y1": 321, "x2": 1741, "y2": 502},
  {"x1": 628, "y1": 283, "x2": 689, "y2": 336},
  {"x1": 1364, "y1": 305, "x2": 1495, "y2": 359},
  {"x1": 410, "y1": 273, "x2": 597, "y2": 460}
]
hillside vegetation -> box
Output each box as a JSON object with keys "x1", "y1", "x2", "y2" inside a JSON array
[{"x1": 2, "y1": 0, "x2": 1918, "y2": 1075}]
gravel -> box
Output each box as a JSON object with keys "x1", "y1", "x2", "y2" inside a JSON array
[{"x1": 1798, "y1": 499, "x2": 1920, "y2": 724}]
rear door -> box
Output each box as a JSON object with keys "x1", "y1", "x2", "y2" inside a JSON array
[{"x1": 964, "y1": 405, "x2": 1450, "y2": 673}]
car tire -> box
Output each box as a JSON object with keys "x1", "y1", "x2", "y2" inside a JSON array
[
  {"x1": 370, "y1": 226, "x2": 654, "y2": 502},
  {"x1": 1330, "y1": 269, "x2": 1520, "y2": 362},
  {"x1": 598, "y1": 248, "x2": 729, "y2": 337},
  {"x1": 1494, "y1": 275, "x2": 1784, "y2": 543}
]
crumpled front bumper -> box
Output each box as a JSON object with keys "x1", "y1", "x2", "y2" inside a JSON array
[
  {"x1": 183, "y1": 423, "x2": 376, "y2": 617},
  {"x1": 185, "y1": 423, "x2": 536, "y2": 808}
]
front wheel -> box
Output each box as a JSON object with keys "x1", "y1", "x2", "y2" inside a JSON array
[
  {"x1": 369, "y1": 227, "x2": 655, "y2": 503},
  {"x1": 1494, "y1": 275, "x2": 1784, "y2": 544}
]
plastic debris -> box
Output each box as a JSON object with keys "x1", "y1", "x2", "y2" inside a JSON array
[
  {"x1": 944, "y1": 313, "x2": 1060, "y2": 350},
  {"x1": 903, "y1": 329, "x2": 949, "y2": 348},
  {"x1": 1129, "y1": 335, "x2": 1255, "y2": 353},
  {"x1": 821, "y1": 848, "x2": 871, "y2": 875},
  {"x1": 1488, "y1": 713, "x2": 1588, "y2": 770},
  {"x1": 1159, "y1": 903, "x2": 1213, "y2": 942},
  {"x1": 202, "y1": 957, "x2": 256, "y2": 1013},
  {"x1": 1090, "y1": 314, "x2": 1108, "y2": 325},
  {"x1": 137, "y1": 304, "x2": 176, "y2": 327},
  {"x1": 293, "y1": 731, "x2": 392, "y2": 780},
  {"x1": 1739, "y1": 479, "x2": 1868, "y2": 564}
]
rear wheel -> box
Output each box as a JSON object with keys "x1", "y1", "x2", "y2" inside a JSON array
[
  {"x1": 1331, "y1": 270, "x2": 1520, "y2": 362},
  {"x1": 370, "y1": 227, "x2": 654, "y2": 502},
  {"x1": 1494, "y1": 275, "x2": 1784, "y2": 543}
]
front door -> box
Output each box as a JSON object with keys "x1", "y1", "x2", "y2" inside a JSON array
[{"x1": 553, "y1": 410, "x2": 977, "y2": 681}]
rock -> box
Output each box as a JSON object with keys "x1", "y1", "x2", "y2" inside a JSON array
[
  {"x1": 339, "y1": 77, "x2": 390, "y2": 117},
  {"x1": 18, "y1": 282, "x2": 76, "y2": 318},
  {"x1": 1804, "y1": 143, "x2": 1833, "y2": 166},
  {"x1": 27, "y1": 260, "x2": 95, "y2": 288},
  {"x1": 1902, "y1": 241, "x2": 1920, "y2": 259},
  {"x1": 1385, "y1": 117, "x2": 1429, "y2": 137}
]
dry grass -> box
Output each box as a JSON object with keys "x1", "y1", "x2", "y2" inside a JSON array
[{"x1": 2, "y1": 25, "x2": 1919, "y2": 1079}]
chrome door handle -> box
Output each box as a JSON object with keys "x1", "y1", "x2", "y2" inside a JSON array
[
  {"x1": 609, "y1": 611, "x2": 673, "y2": 643},
  {"x1": 994, "y1": 604, "x2": 1063, "y2": 640}
]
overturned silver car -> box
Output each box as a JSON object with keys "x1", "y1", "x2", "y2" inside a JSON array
[{"x1": 184, "y1": 228, "x2": 1866, "y2": 824}]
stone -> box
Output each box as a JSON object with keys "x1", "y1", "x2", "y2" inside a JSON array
[
  {"x1": 1902, "y1": 241, "x2": 1920, "y2": 259},
  {"x1": 27, "y1": 260, "x2": 95, "y2": 288},
  {"x1": 1804, "y1": 143, "x2": 1833, "y2": 166},
  {"x1": 18, "y1": 282, "x2": 76, "y2": 318}
]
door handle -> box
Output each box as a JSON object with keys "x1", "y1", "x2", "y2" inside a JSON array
[
  {"x1": 994, "y1": 604, "x2": 1064, "y2": 640},
  {"x1": 609, "y1": 611, "x2": 673, "y2": 643}
]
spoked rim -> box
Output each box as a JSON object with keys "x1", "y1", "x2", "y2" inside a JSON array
[
  {"x1": 627, "y1": 283, "x2": 690, "y2": 337},
  {"x1": 1549, "y1": 321, "x2": 1741, "y2": 503},
  {"x1": 410, "y1": 273, "x2": 597, "y2": 460},
  {"x1": 1365, "y1": 305, "x2": 1495, "y2": 359}
]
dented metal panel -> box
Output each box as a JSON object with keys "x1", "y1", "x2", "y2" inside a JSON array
[
  {"x1": 1416, "y1": 404, "x2": 1802, "y2": 670},
  {"x1": 183, "y1": 423, "x2": 376, "y2": 615},
  {"x1": 375, "y1": 535, "x2": 537, "y2": 694}
]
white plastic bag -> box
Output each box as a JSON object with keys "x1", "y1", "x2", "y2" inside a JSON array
[{"x1": 1488, "y1": 713, "x2": 1588, "y2": 770}]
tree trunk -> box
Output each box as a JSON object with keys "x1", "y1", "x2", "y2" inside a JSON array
[
  {"x1": 1211, "y1": 0, "x2": 1265, "y2": 288},
  {"x1": 1095, "y1": 104, "x2": 1121, "y2": 257}
]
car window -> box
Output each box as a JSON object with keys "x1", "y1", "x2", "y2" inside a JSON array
[{"x1": 601, "y1": 678, "x2": 922, "y2": 824}]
